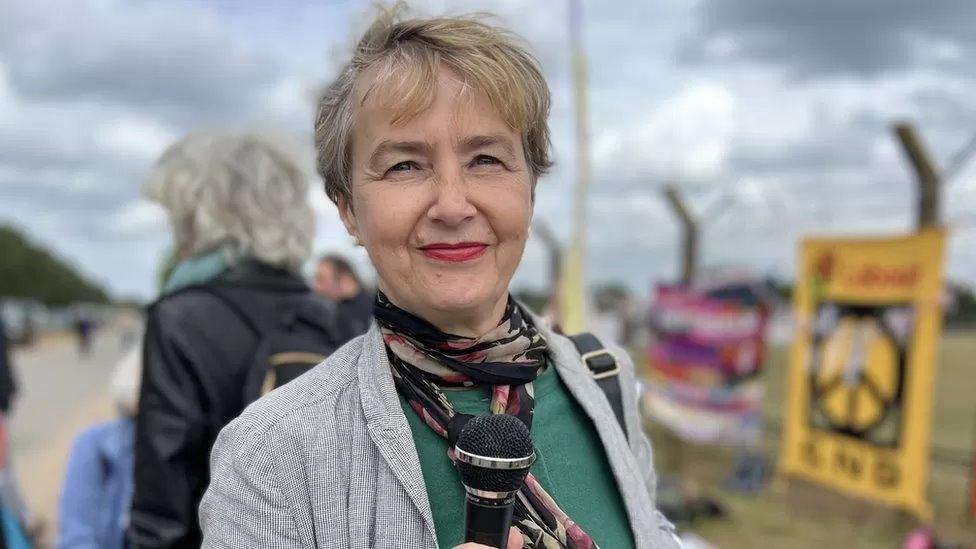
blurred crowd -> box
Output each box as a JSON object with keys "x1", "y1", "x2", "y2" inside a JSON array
[
  {"x1": 1, "y1": 133, "x2": 378, "y2": 548},
  {"x1": 0, "y1": 129, "x2": 658, "y2": 549}
]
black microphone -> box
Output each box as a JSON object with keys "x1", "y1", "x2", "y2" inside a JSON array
[{"x1": 454, "y1": 414, "x2": 535, "y2": 548}]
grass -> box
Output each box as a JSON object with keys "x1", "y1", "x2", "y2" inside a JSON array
[{"x1": 640, "y1": 330, "x2": 976, "y2": 548}]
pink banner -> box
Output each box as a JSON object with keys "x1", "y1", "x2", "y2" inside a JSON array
[{"x1": 644, "y1": 284, "x2": 768, "y2": 445}]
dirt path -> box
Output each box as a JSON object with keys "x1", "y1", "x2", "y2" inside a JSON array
[{"x1": 8, "y1": 324, "x2": 128, "y2": 547}]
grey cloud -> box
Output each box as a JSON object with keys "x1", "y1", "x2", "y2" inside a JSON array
[
  {"x1": 0, "y1": 131, "x2": 149, "y2": 179},
  {"x1": 679, "y1": 0, "x2": 976, "y2": 77},
  {"x1": 0, "y1": 0, "x2": 303, "y2": 300},
  {"x1": 726, "y1": 109, "x2": 885, "y2": 175},
  {"x1": 0, "y1": 179, "x2": 133, "y2": 213},
  {"x1": 587, "y1": 237, "x2": 681, "y2": 290},
  {"x1": 1, "y1": 0, "x2": 280, "y2": 126},
  {"x1": 728, "y1": 140, "x2": 869, "y2": 175},
  {"x1": 908, "y1": 89, "x2": 976, "y2": 141}
]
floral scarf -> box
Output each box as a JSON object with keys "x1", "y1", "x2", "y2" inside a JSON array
[{"x1": 374, "y1": 292, "x2": 599, "y2": 549}]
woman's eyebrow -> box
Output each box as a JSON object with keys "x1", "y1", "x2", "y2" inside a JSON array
[
  {"x1": 457, "y1": 134, "x2": 516, "y2": 157},
  {"x1": 368, "y1": 140, "x2": 432, "y2": 167}
]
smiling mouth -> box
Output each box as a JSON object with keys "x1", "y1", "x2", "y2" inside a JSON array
[{"x1": 419, "y1": 242, "x2": 488, "y2": 263}]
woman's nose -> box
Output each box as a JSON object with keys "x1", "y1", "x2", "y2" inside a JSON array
[{"x1": 427, "y1": 172, "x2": 477, "y2": 226}]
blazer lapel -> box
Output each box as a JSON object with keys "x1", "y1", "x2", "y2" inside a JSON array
[{"x1": 358, "y1": 323, "x2": 438, "y2": 544}]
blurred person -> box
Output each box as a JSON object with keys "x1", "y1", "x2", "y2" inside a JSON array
[
  {"x1": 314, "y1": 254, "x2": 373, "y2": 334},
  {"x1": 201, "y1": 10, "x2": 678, "y2": 549},
  {"x1": 130, "y1": 133, "x2": 351, "y2": 548},
  {"x1": 57, "y1": 343, "x2": 141, "y2": 549},
  {"x1": 0, "y1": 315, "x2": 18, "y2": 415},
  {"x1": 117, "y1": 311, "x2": 141, "y2": 351},
  {"x1": 0, "y1": 316, "x2": 34, "y2": 548},
  {"x1": 18, "y1": 313, "x2": 34, "y2": 349},
  {"x1": 74, "y1": 312, "x2": 94, "y2": 358}
]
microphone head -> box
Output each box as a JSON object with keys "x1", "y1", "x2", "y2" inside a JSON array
[{"x1": 454, "y1": 414, "x2": 535, "y2": 495}]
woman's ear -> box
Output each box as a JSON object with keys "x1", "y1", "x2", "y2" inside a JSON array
[{"x1": 337, "y1": 195, "x2": 361, "y2": 243}]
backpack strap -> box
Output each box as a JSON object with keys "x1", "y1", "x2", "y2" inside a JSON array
[
  {"x1": 191, "y1": 285, "x2": 271, "y2": 336},
  {"x1": 191, "y1": 284, "x2": 339, "y2": 340},
  {"x1": 191, "y1": 285, "x2": 338, "y2": 400},
  {"x1": 568, "y1": 332, "x2": 627, "y2": 440}
]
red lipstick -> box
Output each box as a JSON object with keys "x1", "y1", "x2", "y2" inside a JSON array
[{"x1": 419, "y1": 242, "x2": 488, "y2": 263}]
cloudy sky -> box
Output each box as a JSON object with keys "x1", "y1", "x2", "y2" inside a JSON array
[{"x1": 2, "y1": 0, "x2": 975, "y2": 300}]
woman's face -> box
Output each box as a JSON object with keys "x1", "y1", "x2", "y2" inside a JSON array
[{"x1": 340, "y1": 67, "x2": 533, "y2": 335}]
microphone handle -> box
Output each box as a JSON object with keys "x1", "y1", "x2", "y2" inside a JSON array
[{"x1": 464, "y1": 495, "x2": 515, "y2": 548}]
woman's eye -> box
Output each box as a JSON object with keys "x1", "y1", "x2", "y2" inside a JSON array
[
  {"x1": 389, "y1": 161, "x2": 414, "y2": 172},
  {"x1": 472, "y1": 155, "x2": 500, "y2": 166}
]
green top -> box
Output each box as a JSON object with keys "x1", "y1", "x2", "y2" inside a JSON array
[{"x1": 399, "y1": 363, "x2": 636, "y2": 548}]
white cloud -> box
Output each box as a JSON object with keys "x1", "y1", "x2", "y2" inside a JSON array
[
  {"x1": 594, "y1": 81, "x2": 737, "y2": 185},
  {"x1": 107, "y1": 200, "x2": 166, "y2": 238},
  {"x1": 94, "y1": 116, "x2": 177, "y2": 163}
]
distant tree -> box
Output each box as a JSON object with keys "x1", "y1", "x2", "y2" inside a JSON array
[
  {"x1": 0, "y1": 225, "x2": 109, "y2": 305},
  {"x1": 946, "y1": 282, "x2": 976, "y2": 328}
]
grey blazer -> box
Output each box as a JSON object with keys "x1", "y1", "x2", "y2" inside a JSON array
[{"x1": 199, "y1": 319, "x2": 680, "y2": 548}]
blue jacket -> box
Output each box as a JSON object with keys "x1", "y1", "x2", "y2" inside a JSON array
[{"x1": 58, "y1": 418, "x2": 133, "y2": 549}]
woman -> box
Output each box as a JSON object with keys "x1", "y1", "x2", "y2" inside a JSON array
[
  {"x1": 58, "y1": 339, "x2": 141, "y2": 549},
  {"x1": 130, "y1": 133, "x2": 347, "y2": 547},
  {"x1": 200, "y1": 10, "x2": 678, "y2": 549}
]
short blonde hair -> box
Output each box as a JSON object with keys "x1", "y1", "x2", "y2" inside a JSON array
[{"x1": 314, "y1": 8, "x2": 553, "y2": 205}]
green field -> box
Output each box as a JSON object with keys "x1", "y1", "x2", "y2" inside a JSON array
[{"x1": 641, "y1": 330, "x2": 976, "y2": 548}]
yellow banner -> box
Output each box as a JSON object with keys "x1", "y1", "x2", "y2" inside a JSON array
[{"x1": 778, "y1": 229, "x2": 946, "y2": 519}]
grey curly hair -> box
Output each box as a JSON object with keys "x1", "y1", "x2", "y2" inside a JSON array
[
  {"x1": 144, "y1": 132, "x2": 314, "y2": 270},
  {"x1": 314, "y1": 7, "x2": 553, "y2": 205}
]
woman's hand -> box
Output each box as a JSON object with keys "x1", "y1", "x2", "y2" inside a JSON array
[{"x1": 452, "y1": 527, "x2": 524, "y2": 549}]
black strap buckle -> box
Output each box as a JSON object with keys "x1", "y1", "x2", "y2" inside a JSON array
[{"x1": 581, "y1": 349, "x2": 620, "y2": 380}]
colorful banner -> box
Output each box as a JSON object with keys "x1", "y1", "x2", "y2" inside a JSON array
[
  {"x1": 644, "y1": 283, "x2": 768, "y2": 445},
  {"x1": 778, "y1": 229, "x2": 945, "y2": 519}
]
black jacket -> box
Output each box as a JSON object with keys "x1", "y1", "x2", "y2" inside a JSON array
[
  {"x1": 129, "y1": 261, "x2": 346, "y2": 548},
  {"x1": 337, "y1": 289, "x2": 375, "y2": 337}
]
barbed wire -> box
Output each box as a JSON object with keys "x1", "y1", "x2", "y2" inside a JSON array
[{"x1": 944, "y1": 130, "x2": 976, "y2": 184}]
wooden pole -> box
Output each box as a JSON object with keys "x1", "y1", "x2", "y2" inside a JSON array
[
  {"x1": 663, "y1": 185, "x2": 698, "y2": 285},
  {"x1": 531, "y1": 222, "x2": 563, "y2": 294},
  {"x1": 559, "y1": 0, "x2": 591, "y2": 333},
  {"x1": 893, "y1": 122, "x2": 941, "y2": 229}
]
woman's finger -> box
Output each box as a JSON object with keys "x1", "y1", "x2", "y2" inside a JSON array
[{"x1": 507, "y1": 527, "x2": 524, "y2": 549}]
